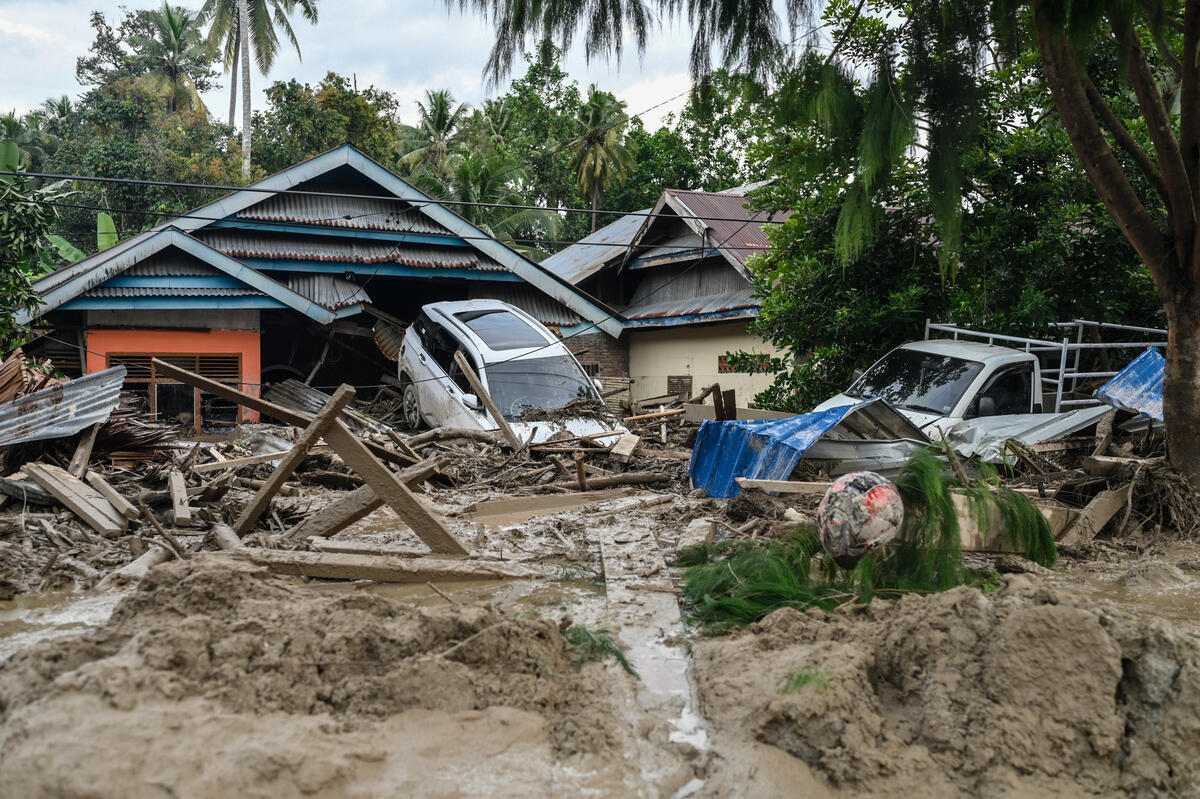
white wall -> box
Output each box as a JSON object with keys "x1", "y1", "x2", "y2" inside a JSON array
[{"x1": 627, "y1": 321, "x2": 785, "y2": 406}]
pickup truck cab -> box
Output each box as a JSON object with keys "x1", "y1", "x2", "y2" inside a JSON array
[{"x1": 813, "y1": 339, "x2": 1043, "y2": 437}]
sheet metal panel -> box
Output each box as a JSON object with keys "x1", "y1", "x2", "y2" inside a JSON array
[
  {"x1": 83, "y1": 286, "x2": 262, "y2": 298},
  {"x1": 540, "y1": 211, "x2": 647, "y2": 285},
  {"x1": 286, "y1": 275, "x2": 372, "y2": 309},
  {"x1": 664, "y1": 189, "x2": 792, "y2": 267},
  {"x1": 198, "y1": 231, "x2": 505, "y2": 271},
  {"x1": 623, "y1": 287, "x2": 758, "y2": 322},
  {"x1": 1095, "y1": 346, "x2": 1164, "y2": 421},
  {"x1": 236, "y1": 192, "x2": 451, "y2": 236},
  {"x1": 944, "y1": 405, "x2": 1114, "y2": 462},
  {"x1": 0, "y1": 366, "x2": 127, "y2": 447},
  {"x1": 688, "y1": 399, "x2": 929, "y2": 498}
]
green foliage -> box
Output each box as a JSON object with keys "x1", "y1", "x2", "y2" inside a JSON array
[
  {"x1": 129, "y1": 2, "x2": 215, "y2": 113},
  {"x1": 681, "y1": 449, "x2": 1052, "y2": 631},
  {"x1": 563, "y1": 624, "x2": 637, "y2": 677},
  {"x1": 569, "y1": 86, "x2": 636, "y2": 225},
  {"x1": 96, "y1": 212, "x2": 117, "y2": 251},
  {"x1": 782, "y1": 668, "x2": 830, "y2": 694},
  {"x1": 397, "y1": 89, "x2": 469, "y2": 180}
]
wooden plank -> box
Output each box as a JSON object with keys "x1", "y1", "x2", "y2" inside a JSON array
[
  {"x1": 191, "y1": 448, "x2": 332, "y2": 474},
  {"x1": 24, "y1": 463, "x2": 126, "y2": 537},
  {"x1": 631, "y1": 448, "x2": 691, "y2": 460},
  {"x1": 240, "y1": 549, "x2": 556, "y2": 583},
  {"x1": 682, "y1": 404, "x2": 794, "y2": 423},
  {"x1": 307, "y1": 537, "x2": 432, "y2": 558},
  {"x1": 552, "y1": 472, "x2": 671, "y2": 489},
  {"x1": 463, "y1": 487, "x2": 634, "y2": 517},
  {"x1": 283, "y1": 457, "x2": 446, "y2": 542},
  {"x1": 147, "y1": 358, "x2": 415, "y2": 466},
  {"x1": 623, "y1": 408, "x2": 684, "y2": 423},
  {"x1": 453, "y1": 350, "x2": 522, "y2": 451},
  {"x1": 84, "y1": 471, "x2": 140, "y2": 520},
  {"x1": 610, "y1": 432, "x2": 641, "y2": 463},
  {"x1": 735, "y1": 477, "x2": 832, "y2": 495},
  {"x1": 233, "y1": 385, "x2": 355, "y2": 537},
  {"x1": 721, "y1": 389, "x2": 737, "y2": 420},
  {"x1": 67, "y1": 423, "x2": 102, "y2": 478},
  {"x1": 1081, "y1": 455, "x2": 1149, "y2": 477},
  {"x1": 167, "y1": 471, "x2": 192, "y2": 527},
  {"x1": 1058, "y1": 485, "x2": 1132, "y2": 547}
]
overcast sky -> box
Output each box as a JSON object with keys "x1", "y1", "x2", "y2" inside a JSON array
[{"x1": 0, "y1": 0, "x2": 697, "y2": 129}]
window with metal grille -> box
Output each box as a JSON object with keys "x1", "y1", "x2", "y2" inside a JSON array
[
  {"x1": 107, "y1": 353, "x2": 243, "y2": 431},
  {"x1": 667, "y1": 375, "x2": 693, "y2": 397},
  {"x1": 581, "y1": 363, "x2": 600, "y2": 377}
]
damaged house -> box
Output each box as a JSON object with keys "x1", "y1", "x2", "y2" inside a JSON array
[
  {"x1": 16, "y1": 145, "x2": 622, "y2": 430},
  {"x1": 541, "y1": 183, "x2": 790, "y2": 405}
]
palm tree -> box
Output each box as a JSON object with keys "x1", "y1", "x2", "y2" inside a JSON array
[
  {"x1": 398, "y1": 90, "x2": 468, "y2": 181},
  {"x1": 569, "y1": 86, "x2": 636, "y2": 231},
  {"x1": 201, "y1": 0, "x2": 319, "y2": 173},
  {"x1": 0, "y1": 112, "x2": 48, "y2": 171},
  {"x1": 130, "y1": 3, "x2": 210, "y2": 113}
]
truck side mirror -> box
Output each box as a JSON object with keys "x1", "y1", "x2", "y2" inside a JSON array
[
  {"x1": 978, "y1": 396, "x2": 997, "y2": 417},
  {"x1": 462, "y1": 394, "x2": 483, "y2": 411}
]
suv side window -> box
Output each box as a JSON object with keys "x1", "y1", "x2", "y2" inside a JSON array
[
  {"x1": 411, "y1": 312, "x2": 434, "y2": 350},
  {"x1": 426, "y1": 323, "x2": 479, "y2": 394},
  {"x1": 968, "y1": 364, "x2": 1033, "y2": 417}
]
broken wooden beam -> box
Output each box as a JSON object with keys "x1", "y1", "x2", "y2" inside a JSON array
[
  {"x1": 552, "y1": 472, "x2": 671, "y2": 490},
  {"x1": 24, "y1": 463, "x2": 127, "y2": 537},
  {"x1": 147, "y1": 357, "x2": 417, "y2": 466},
  {"x1": 167, "y1": 471, "x2": 192, "y2": 526},
  {"x1": 734, "y1": 477, "x2": 832, "y2": 495},
  {"x1": 573, "y1": 451, "x2": 589, "y2": 490},
  {"x1": 211, "y1": 523, "x2": 245, "y2": 551},
  {"x1": 631, "y1": 448, "x2": 691, "y2": 460},
  {"x1": 233, "y1": 384, "x2": 355, "y2": 537},
  {"x1": 463, "y1": 487, "x2": 634, "y2": 519},
  {"x1": 610, "y1": 432, "x2": 640, "y2": 463},
  {"x1": 239, "y1": 549, "x2": 556, "y2": 582},
  {"x1": 407, "y1": 427, "x2": 502, "y2": 447},
  {"x1": 96, "y1": 545, "x2": 173, "y2": 589},
  {"x1": 84, "y1": 471, "x2": 139, "y2": 520},
  {"x1": 191, "y1": 448, "x2": 331, "y2": 474},
  {"x1": 67, "y1": 423, "x2": 102, "y2": 478},
  {"x1": 1058, "y1": 485, "x2": 1132, "y2": 547},
  {"x1": 1081, "y1": 455, "x2": 1153, "y2": 478},
  {"x1": 453, "y1": 350, "x2": 523, "y2": 451},
  {"x1": 307, "y1": 537, "x2": 432, "y2": 558},
  {"x1": 623, "y1": 408, "x2": 685, "y2": 423}
]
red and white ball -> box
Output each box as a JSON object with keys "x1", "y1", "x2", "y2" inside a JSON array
[{"x1": 816, "y1": 471, "x2": 904, "y2": 568}]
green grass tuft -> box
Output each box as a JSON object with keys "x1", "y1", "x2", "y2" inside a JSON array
[
  {"x1": 782, "y1": 668, "x2": 830, "y2": 694},
  {"x1": 563, "y1": 624, "x2": 638, "y2": 677}
]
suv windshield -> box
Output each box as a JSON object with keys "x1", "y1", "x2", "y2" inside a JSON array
[
  {"x1": 455, "y1": 309, "x2": 546, "y2": 350},
  {"x1": 483, "y1": 355, "x2": 595, "y2": 419},
  {"x1": 847, "y1": 349, "x2": 984, "y2": 415}
]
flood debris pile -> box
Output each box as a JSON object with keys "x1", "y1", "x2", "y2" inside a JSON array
[
  {"x1": 0, "y1": 557, "x2": 692, "y2": 796},
  {"x1": 692, "y1": 575, "x2": 1200, "y2": 797}
]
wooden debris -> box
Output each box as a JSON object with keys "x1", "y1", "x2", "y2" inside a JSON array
[
  {"x1": 1082, "y1": 455, "x2": 1151, "y2": 478},
  {"x1": 631, "y1": 448, "x2": 690, "y2": 460},
  {"x1": 573, "y1": 451, "x2": 589, "y2": 490},
  {"x1": 385, "y1": 428, "x2": 422, "y2": 461},
  {"x1": 610, "y1": 432, "x2": 641, "y2": 463},
  {"x1": 307, "y1": 537, "x2": 431, "y2": 558},
  {"x1": 734, "y1": 477, "x2": 832, "y2": 495},
  {"x1": 24, "y1": 463, "x2": 126, "y2": 537},
  {"x1": 97, "y1": 545, "x2": 172, "y2": 589},
  {"x1": 463, "y1": 487, "x2": 635, "y2": 519},
  {"x1": 67, "y1": 423, "x2": 102, "y2": 478},
  {"x1": 210, "y1": 523, "x2": 244, "y2": 551},
  {"x1": 235, "y1": 477, "x2": 300, "y2": 496},
  {"x1": 453, "y1": 350, "x2": 523, "y2": 451},
  {"x1": 167, "y1": 471, "x2": 192, "y2": 526},
  {"x1": 138, "y1": 501, "x2": 188, "y2": 559},
  {"x1": 233, "y1": 384, "x2": 355, "y2": 537},
  {"x1": 623, "y1": 408, "x2": 685, "y2": 423},
  {"x1": 84, "y1": 471, "x2": 139, "y2": 520},
  {"x1": 677, "y1": 518, "x2": 716, "y2": 551},
  {"x1": 552, "y1": 472, "x2": 671, "y2": 490},
  {"x1": 191, "y1": 449, "x2": 329, "y2": 474},
  {"x1": 426, "y1": 581, "x2": 461, "y2": 605},
  {"x1": 240, "y1": 549, "x2": 557, "y2": 583},
  {"x1": 1059, "y1": 485, "x2": 1133, "y2": 547},
  {"x1": 407, "y1": 427, "x2": 502, "y2": 447}
]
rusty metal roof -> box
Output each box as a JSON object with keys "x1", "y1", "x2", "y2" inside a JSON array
[
  {"x1": 197, "y1": 231, "x2": 506, "y2": 271},
  {"x1": 623, "y1": 288, "x2": 759, "y2": 327},
  {"x1": 236, "y1": 191, "x2": 453, "y2": 236},
  {"x1": 540, "y1": 210, "x2": 646, "y2": 285},
  {"x1": 0, "y1": 366, "x2": 127, "y2": 447},
  {"x1": 83, "y1": 286, "x2": 263, "y2": 298},
  {"x1": 286, "y1": 275, "x2": 372, "y2": 310},
  {"x1": 664, "y1": 189, "x2": 791, "y2": 268},
  {"x1": 373, "y1": 321, "x2": 405, "y2": 361}
]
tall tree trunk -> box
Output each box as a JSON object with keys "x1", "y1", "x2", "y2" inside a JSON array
[
  {"x1": 239, "y1": 0, "x2": 251, "y2": 177},
  {"x1": 227, "y1": 26, "x2": 239, "y2": 129},
  {"x1": 590, "y1": 189, "x2": 599, "y2": 233},
  {"x1": 1164, "y1": 293, "x2": 1200, "y2": 474}
]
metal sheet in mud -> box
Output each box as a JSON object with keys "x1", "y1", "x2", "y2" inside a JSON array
[
  {"x1": 1096, "y1": 346, "x2": 1164, "y2": 421},
  {"x1": 944, "y1": 405, "x2": 1114, "y2": 463},
  {"x1": 688, "y1": 398, "x2": 929, "y2": 498},
  {"x1": 0, "y1": 366, "x2": 126, "y2": 447}
]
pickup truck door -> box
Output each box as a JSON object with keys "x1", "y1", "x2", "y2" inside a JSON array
[{"x1": 964, "y1": 363, "x2": 1036, "y2": 418}]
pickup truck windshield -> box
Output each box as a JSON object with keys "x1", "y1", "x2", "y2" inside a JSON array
[
  {"x1": 847, "y1": 350, "x2": 984, "y2": 415},
  {"x1": 483, "y1": 355, "x2": 596, "y2": 420}
]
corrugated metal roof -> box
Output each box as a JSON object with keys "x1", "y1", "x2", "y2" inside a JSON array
[
  {"x1": 374, "y1": 321, "x2": 405, "y2": 361},
  {"x1": 688, "y1": 399, "x2": 928, "y2": 498},
  {"x1": 623, "y1": 288, "x2": 759, "y2": 323},
  {"x1": 540, "y1": 210, "x2": 647, "y2": 285},
  {"x1": 237, "y1": 191, "x2": 452, "y2": 236},
  {"x1": 665, "y1": 189, "x2": 792, "y2": 267},
  {"x1": 468, "y1": 283, "x2": 582, "y2": 326},
  {"x1": 0, "y1": 366, "x2": 127, "y2": 447},
  {"x1": 1096, "y1": 347, "x2": 1164, "y2": 421},
  {"x1": 286, "y1": 275, "x2": 372, "y2": 309},
  {"x1": 197, "y1": 231, "x2": 506, "y2": 271},
  {"x1": 82, "y1": 286, "x2": 263, "y2": 298},
  {"x1": 125, "y1": 256, "x2": 219, "y2": 276},
  {"x1": 262, "y1": 379, "x2": 392, "y2": 434}
]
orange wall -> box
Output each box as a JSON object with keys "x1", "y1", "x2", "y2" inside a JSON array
[{"x1": 86, "y1": 328, "x2": 261, "y2": 420}]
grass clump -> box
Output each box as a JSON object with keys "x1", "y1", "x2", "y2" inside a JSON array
[
  {"x1": 682, "y1": 448, "x2": 1055, "y2": 630},
  {"x1": 563, "y1": 624, "x2": 638, "y2": 677},
  {"x1": 782, "y1": 668, "x2": 830, "y2": 694}
]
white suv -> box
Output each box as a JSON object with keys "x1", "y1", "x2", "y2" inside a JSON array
[{"x1": 398, "y1": 300, "x2": 611, "y2": 443}]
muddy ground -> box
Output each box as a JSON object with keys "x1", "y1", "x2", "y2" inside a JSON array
[{"x1": 4, "y1": 484, "x2": 1200, "y2": 797}]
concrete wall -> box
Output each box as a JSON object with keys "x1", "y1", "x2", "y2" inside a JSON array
[{"x1": 627, "y1": 321, "x2": 784, "y2": 406}]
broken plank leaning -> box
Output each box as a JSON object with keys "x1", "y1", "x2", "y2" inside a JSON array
[
  {"x1": 84, "y1": 471, "x2": 140, "y2": 520},
  {"x1": 453, "y1": 350, "x2": 522, "y2": 451},
  {"x1": 24, "y1": 463, "x2": 127, "y2": 537},
  {"x1": 67, "y1": 423, "x2": 102, "y2": 478},
  {"x1": 610, "y1": 432, "x2": 640, "y2": 463},
  {"x1": 233, "y1": 384, "x2": 355, "y2": 537},
  {"x1": 167, "y1": 471, "x2": 192, "y2": 526},
  {"x1": 150, "y1": 359, "x2": 466, "y2": 554}
]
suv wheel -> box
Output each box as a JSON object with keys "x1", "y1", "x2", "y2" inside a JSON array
[{"x1": 401, "y1": 381, "x2": 424, "y2": 430}]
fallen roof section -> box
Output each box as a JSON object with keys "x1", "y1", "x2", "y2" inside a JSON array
[
  {"x1": 0, "y1": 366, "x2": 126, "y2": 448},
  {"x1": 1096, "y1": 347, "x2": 1164, "y2": 421}
]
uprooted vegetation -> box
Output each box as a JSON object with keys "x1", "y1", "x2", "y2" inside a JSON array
[{"x1": 680, "y1": 450, "x2": 1057, "y2": 630}]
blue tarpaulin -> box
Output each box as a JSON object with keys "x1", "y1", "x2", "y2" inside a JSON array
[
  {"x1": 1095, "y1": 347, "x2": 1163, "y2": 421},
  {"x1": 688, "y1": 399, "x2": 927, "y2": 498}
]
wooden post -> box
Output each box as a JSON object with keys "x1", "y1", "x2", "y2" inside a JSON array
[
  {"x1": 721, "y1": 389, "x2": 737, "y2": 421},
  {"x1": 233, "y1": 384, "x2": 355, "y2": 537},
  {"x1": 167, "y1": 471, "x2": 192, "y2": 526},
  {"x1": 573, "y1": 451, "x2": 589, "y2": 490},
  {"x1": 711, "y1": 383, "x2": 727, "y2": 421},
  {"x1": 453, "y1": 350, "x2": 522, "y2": 451},
  {"x1": 146, "y1": 358, "x2": 417, "y2": 466},
  {"x1": 67, "y1": 423, "x2": 102, "y2": 478}
]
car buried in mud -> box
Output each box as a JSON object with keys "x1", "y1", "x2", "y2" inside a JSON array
[{"x1": 397, "y1": 300, "x2": 617, "y2": 445}]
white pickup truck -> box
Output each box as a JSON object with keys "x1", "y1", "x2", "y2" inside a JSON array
[{"x1": 814, "y1": 339, "x2": 1044, "y2": 437}]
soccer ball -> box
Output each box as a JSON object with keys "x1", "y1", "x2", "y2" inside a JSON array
[{"x1": 816, "y1": 471, "x2": 904, "y2": 569}]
